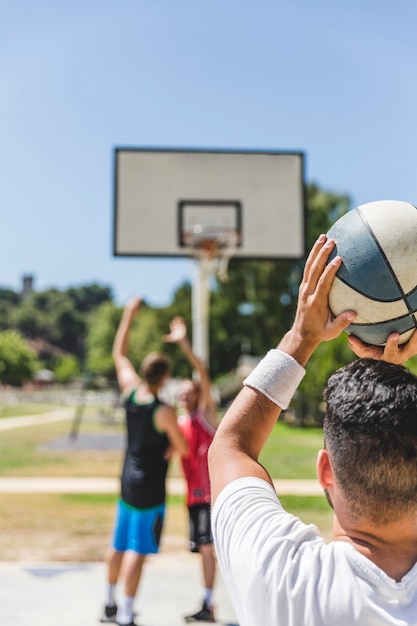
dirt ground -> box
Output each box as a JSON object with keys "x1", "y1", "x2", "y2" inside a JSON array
[
  {"x1": 0, "y1": 493, "x2": 188, "y2": 562},
  {"x1": 0, "y1": 412, "x2": 332, "y2": 561}
]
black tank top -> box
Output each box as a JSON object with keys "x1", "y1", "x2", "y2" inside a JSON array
[{"x1": 120, "y1": 389, "x2": 170, "y2": 509}]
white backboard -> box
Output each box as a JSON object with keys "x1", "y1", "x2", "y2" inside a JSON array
[{"x1": 113, "y1": 147, "x2": 305, "y2": 259}]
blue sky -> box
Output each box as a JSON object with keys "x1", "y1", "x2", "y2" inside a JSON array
[{"x1": 2, "y1": 1, "x2": 417, "y2": 306}]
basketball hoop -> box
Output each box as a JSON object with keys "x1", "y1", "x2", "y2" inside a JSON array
[{"x1": 182, "y1": 225, "x2": 239, "y2": 281}]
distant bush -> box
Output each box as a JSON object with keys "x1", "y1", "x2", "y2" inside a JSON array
[{"x1": 0, "y1": 330, "x2": 40, "y2": 386}]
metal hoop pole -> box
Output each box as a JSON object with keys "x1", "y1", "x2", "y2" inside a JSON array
[
  {"x1": 188, "y1": 234, "x2": 237, "y2": 368},
  {"x1": 192, "y1": 257, "x2": 211, "y2": 367}
]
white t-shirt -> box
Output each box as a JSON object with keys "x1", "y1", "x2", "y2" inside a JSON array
[{"x1": 212, "y1": 477, "x2": 417, "y2": 626}]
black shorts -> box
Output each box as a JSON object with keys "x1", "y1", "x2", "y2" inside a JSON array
[{"x1": 188, "y1": 503, "x2": 213, "y2": 553}]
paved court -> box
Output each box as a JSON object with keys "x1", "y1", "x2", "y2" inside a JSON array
[
  {"x1": 1, "y1": 549, "x2": 238, "y2": 626},
  {"x1": 0, "y1": 410, "x2": 321, "y2": 624}
]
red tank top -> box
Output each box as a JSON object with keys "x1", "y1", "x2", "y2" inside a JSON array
[{"x1": 179, "y1": 411, "x2": 216, "y2": 506}]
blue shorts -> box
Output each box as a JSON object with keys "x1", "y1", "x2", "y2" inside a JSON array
[{"x1": 111, "y1": 499, "x2": 165, "y2": 554}]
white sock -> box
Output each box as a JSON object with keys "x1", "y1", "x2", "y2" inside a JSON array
[
  {"x1": 204, "y1": 588, "x2": 213, "y2": 608},
  {"x1": 105, "y1": 583, "x2": 116, "y2": 607},
  {"x1": 116, "y1": 594, "x2": 135, "y2": 624}
]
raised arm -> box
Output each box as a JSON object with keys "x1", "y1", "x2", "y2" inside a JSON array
[
  {"x1": 208, "y1": 235, "x2": 357, "y2": 504},
  {"x1": 164, "y1": 316, "x2": 217, "y2": 427},
  {"x1": 112, "y1": 297, "x2": 142, "y2": 394}
]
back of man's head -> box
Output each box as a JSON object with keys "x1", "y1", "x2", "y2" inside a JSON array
[
  {"x1": 324, "y1": 358, "x2": 417, "y2": 523},
  {"x1": 141, "y1": 352, "x2": 171, "y2": 387}
]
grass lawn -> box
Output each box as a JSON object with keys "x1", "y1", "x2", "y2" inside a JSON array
[
  {"x1": 0, "y1": 402, "x2": 333, "y2": 561},
  {"x1": 260, "y1": 420, "x2": 324, "y2": 479},
  {"x1": 0, "y1": 411, "x2": 323, "y2": 480},
  {"x1": 0, "y1": 414, "x2": 124, "y2": 476},
  {"x1": 0, "y1": 403, "x2": 66, "y2": 418},
  {"x1": 0, "y1": 492, "x2": 190, "y2": 561}
]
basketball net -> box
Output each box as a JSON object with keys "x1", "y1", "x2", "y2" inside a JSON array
[{"x1": 184, "y1": 229, "x2": 239, "y2": 282}]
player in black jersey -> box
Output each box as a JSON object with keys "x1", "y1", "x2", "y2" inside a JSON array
[{"x1": 100, "y1": 297, "x2": 188, "y2": 626}]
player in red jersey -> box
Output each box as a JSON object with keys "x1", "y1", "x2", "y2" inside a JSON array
[{"x1": 164, "y1": 316, "x2": 218, "y2": 623}]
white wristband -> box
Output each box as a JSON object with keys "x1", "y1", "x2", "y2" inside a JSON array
[{"x1": 243, "y1": 349, "x2": 305, "y2": 410}]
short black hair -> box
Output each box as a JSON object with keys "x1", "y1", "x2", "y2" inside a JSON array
[
  {"x1": 324, "y1": 358, "x2": 417, "y2": 522},
  {"x1": 141, "y1": 352, "x2": 171, "y2": 386}
]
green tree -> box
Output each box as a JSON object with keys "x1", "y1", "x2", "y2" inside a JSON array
[
  {"x1": 7, "y1": 284, "x2": 113, "y2": 364},
  {"x1": 0, "y1": 330, "x2": 39, "y2": 386},
  {"x1": 67, "y1": 284, "x2": 113, "y2": 312},
  {"x1": 9, "y1": 298, "x2": 50, "y2": 339},
  {"x1": 53, "y1": 354, "x2": 81, "y2": 383},
  {"x1": 49, "y1": 302, "x2": 85, "y2": 356},
  {"x1": 0, "y1": 289, "x2": 21, "y2": 331},
  {"x1": 85, "y1": 301, "x2": 120, "y2": 378},
  {"x1": 208, "y1": 184, "x2": 352, "y2": 380}
]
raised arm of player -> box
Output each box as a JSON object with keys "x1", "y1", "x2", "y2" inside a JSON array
[
  {"x1": 208, "y1": 235, "x2": 356, "y2": 504},
  {"x1": 112, "y1": 297, "x2": 142, "y2": 395},
  {"x1": 164, "y1": 316, "x2": 218, "y2": 428}
]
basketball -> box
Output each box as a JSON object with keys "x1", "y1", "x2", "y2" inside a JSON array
[{"x1": 327, "y1": 199, "x2": 417, "y2": 346}]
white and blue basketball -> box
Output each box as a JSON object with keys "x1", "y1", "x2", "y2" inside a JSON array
[{"x1": 327, "y1": 200, "x2": 417, "y2": 346}]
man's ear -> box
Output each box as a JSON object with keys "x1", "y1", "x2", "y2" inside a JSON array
[{"x1": 316, "y1": 449, "x2": 334, "y2": 489}]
